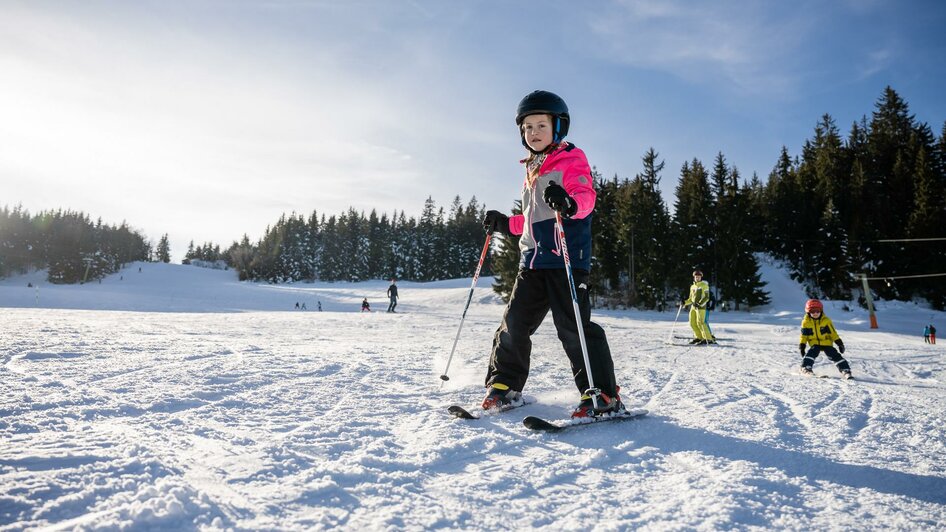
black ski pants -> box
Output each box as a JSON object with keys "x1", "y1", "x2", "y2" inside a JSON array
[
  {"x1": 485, "y1": 268, "x2": 618, "y2": 397},
  {"x1": 802, "y1": 345, "x2": 851, "y2": 373}
]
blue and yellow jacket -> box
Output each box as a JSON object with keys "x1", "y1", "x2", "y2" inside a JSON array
[{"x1": 799, "y1": 314, "x2": 841, "y2": 346}]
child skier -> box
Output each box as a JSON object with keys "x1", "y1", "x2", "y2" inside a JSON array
[
  {"x1": 682, "y1": 270, "x2": 716, "y2": 345},
  {"x1": 480, "y1": 90, "x2": 623, "y2": 418},
  {"x1": 361, "y1": 298, "x2": 371, "y2": 312},
  {"x1": 798, "y1": 299, "x2": 852, "y2": 379}
]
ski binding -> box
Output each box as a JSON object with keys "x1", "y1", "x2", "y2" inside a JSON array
[{"x1": 448, "y1": 395, "x2": 536, "y2": 420}]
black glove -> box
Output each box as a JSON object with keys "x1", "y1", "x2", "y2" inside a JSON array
[
  {"x1": 835, "y1": 339, "x2": 845, "y2": 354},
  {"x1": 799, "y1": 343, "x2": 807, "y2": 357},
  {"x1": 543, "y1": 182, "x2": 577, "y2": 217},
  {"x1": 483, "y1": 210, "x2": 510, "y2": 235}
]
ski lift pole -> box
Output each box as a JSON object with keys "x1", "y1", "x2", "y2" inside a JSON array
[
  {"x1": 439, "y1": 232, "x2": 492, "y2": 387},
  {"x1": 666, "y1": 302, "x2": 684, "y2": 344},
  {"x1": 860, "y1": 273, "x2": 879, "y2": 329},
  {"x1": 554, "y1": 210, "x2": 600, "y2": 410}
]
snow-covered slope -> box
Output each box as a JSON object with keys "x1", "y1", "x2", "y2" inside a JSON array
[{"x1": 1, "y1": 262, "x2": 944, "y2": 530}]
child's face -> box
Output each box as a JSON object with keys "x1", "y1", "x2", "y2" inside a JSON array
[
  {"x1": 521, "y1": 114, "x2": 554, "y2": 152},
  {"x1": 809, "y1": 310, "x2": 821, "y2": 318}
]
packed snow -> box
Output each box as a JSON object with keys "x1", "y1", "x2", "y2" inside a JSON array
[{"x1": 1, "y1": 260, "x2": 944, "y2": 530}]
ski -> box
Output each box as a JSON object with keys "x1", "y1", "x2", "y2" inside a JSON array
[
  {"x1": 523, "y1": 408, "x2": 648, "y2": 433},
  {"x1": 671, "y1": 336, "x2": 728, "y2": 345},
  {"x1": 799, "y1": 371, "x2": 855, "y2": 381},
  {"x1": 448, "y1": 395, "x2": 536, "y2": 420},
  {"x1": 667, "y1": 341, "x2": 723, "y2": 347}
]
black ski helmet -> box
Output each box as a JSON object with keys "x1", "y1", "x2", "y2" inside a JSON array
[{"x1": 516, "y1": 90, "x2": 570, "y2": 150}]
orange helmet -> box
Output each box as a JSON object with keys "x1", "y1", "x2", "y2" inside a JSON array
[{"x1": 805, "y1": 299, "x2": 823, "y2": 313}]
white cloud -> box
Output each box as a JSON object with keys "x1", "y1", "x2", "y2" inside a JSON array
[{"x1": 586, "y1": 0, "x2": 813, "y2": 95}]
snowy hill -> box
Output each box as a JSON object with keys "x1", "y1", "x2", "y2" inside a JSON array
[{"x1": 1, "y1": 262, "x2": 944, "y2": 529}]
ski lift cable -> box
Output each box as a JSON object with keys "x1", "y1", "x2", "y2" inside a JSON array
[
  {"x1": 874, "y1": 237, "x2": 946, "y2": 243},
  {"x1": 859, "y1": 272, "x2": 946, "y2": 281},
  {"x1": 792, "y1": 236, "x2": 946, "y2": 243}
]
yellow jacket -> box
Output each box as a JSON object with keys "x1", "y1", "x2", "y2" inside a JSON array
[
  {"x1": 684, "y1": 280, "x2": 711, "y2": 308},
  {"x1": 799, "y1": 314, "x2": 841, "y2": 346}
]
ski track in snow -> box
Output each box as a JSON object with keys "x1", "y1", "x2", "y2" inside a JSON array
[{"x1": 2, "y1": 264, "x2": 946, "y2": 530}]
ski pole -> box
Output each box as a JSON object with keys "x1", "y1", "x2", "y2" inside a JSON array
[
  {"x1": 666, "y1": 302, "x2": 683, "y2": 344},
  {"x1": 553, "y1": 210, "x2": 601, "y2": 410},
  {"x1": 439, "y1": 232, "x2": 492, "y2": 387}
]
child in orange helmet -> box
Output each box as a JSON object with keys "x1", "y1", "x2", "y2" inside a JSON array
[{"x1": 798, "y1": 299, "x2": 852, "y2": 379}]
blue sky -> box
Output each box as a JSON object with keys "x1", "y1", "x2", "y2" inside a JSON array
[{"x1": 2, "y1": 0, "x2": 944, "y2": 261}]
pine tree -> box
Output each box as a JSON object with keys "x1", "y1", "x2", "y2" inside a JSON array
[
  {"x1": 183, "y1": 240, "x2": 195, "y2": 264},
  {"x1": 619, "y1": 148, "x2": 672, "y2": 308},
  {"x1": 868, "y1": 86, "x2": 917, "y2": 241},
  {"x1": 591, "y1": 173, "x2": 623, "y2": 298},
  {"x1": 672, "y1": 158, "x2": 714, "y2": 296},
  {"x1": 367, "y1": 210, "x2": 388, "y2": 280},
  {"x1": 490, "y1": 201, "x2": 522, "y2": 302},
  {"x1": 156, "y1": 234, "x2": 171, "y2": 263},
  {"x1": 906, "y1": 147, "x2": 946, "y2": 307},
  {"x1": 811, "y1": 199, "x2": 851, "y2": 299}
]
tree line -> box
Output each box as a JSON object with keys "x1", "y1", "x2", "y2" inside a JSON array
[
  {"x1": 0, "y1": 206, "x2": 152, "y2": 283},
  {"x1": 210, "y1": 197, "x2": 489, "y2": 283}
]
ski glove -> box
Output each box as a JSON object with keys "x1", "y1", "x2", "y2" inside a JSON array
[
  {"x1": 543, "y1": 182, "x2": 577, "y2": 217},
  {"x1": 835, "y1": 339, "x2": 845, "y2": 354},
  {"x1": 483, "y1": 210, "x2": 510, "y2": 235},
  {"x1": 799, "y1": 343, "x2": 807, "y2": 357}
]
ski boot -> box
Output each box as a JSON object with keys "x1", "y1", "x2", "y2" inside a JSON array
[
  {"x1": 571, "y1": 387, "x2": 624, "y2": 419},
  {"x1": 688, "y1": 338, "x2": 702, "y2": 345},
  {"x1": 482, "y1": 383, "x2": 523, "y2": 410},
  {"x1": 800, "y1": 366, "x2": 814, "y2": 376},
  {"x1": 840, "y1": 369, "x2": 854, "y2": 380}
]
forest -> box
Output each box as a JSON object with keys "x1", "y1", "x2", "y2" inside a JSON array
[{"x1": 0, "y1": 207, "x2": 153, "y2": 284}]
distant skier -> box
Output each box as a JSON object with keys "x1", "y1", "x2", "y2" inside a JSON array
[
  {"x1": 924, "y1": 324, "x2": 932, "y2": 344},
  {"x1": 479, "y1": 89, "x2": 624, "y2": 419},
  {"x1": 301, "y1": 302, "x2": 307, "y2": 311},
  {"x1": 387, "y1": 279, "x2": 399, "y2": 313},
  {"x1": 361, "y1": 298, "x2": 371, "y2": 312},
  {"x1": 682, "y1": 270, "x2": 716, "y2": 345},
  {"x1": 798, "y1": 299, "x2": 852, "y2": 379},
  {"x1": 317, "y1": 301, "x2": 322, "y2": 312},
  {"x1": 930, "y1": 324, "x2": 937, "y2": 345}
]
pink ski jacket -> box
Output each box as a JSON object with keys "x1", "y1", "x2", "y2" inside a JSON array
[{"x1": 507, "y1": 142, "x2": 595, "y2": 271}]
